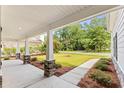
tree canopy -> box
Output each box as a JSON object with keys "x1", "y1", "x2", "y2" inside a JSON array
[{"x1": 53, "y1": 15, "x2": 111, "y2": 52}]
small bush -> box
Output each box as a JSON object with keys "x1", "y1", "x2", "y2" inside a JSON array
[
  {"x1": 89, "y1": 70, "x2": 112, "y2": 87},
  {"x1": 107, "y1": 58, "x2": 112, "y2": 62},
  {"x1": 94, "y1": 62, "x2": 108, "y2": 71},
  {"x1": 100, "y1": 58, "x2": 111, "y2": 63},
  {"x1": 4, "y1": 57, "x2": 10, "y2": 60},
  {"x1": 31, "y1": 57, "x2": 37, "y2": 61},
  {"x1": 94, "y1": 58, "x2": 112, "y2": 71},
  {"x1": 54, "y1": 64, "x2": 62, "y2": 69},
  {"x1": 100, "y1": 60, "x2": 109, "y2": 64}
]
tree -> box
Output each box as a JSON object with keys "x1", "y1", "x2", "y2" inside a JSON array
[
  {"x1": 82, "y1": 16, "x2": 111, "y2": 52},
  {"x1": 3, "y1": 47, "x2": 16, "y2": 56},
  {"x1": 36, "y1": 42, "x2": 46, "y2": 53},
  {"x1": 54, "y1": 23, "x2": 85, "y2": 51},
  {"x1": 53, "y1": 39, "x2": 61, "y2": 53},
  {"x1": 53, "y1": 15, "x2": 110, "y2": 52}
]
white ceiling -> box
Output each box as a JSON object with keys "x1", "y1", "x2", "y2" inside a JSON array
[{"x1": 0, "y1": 5, "x2": 119, "y2": 41}]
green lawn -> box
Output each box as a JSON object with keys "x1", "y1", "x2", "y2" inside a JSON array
[{"x1": 36, "y1": 53, "x2": 108, "y2": 67}]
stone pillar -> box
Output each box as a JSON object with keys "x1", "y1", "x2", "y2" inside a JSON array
[
  {"x1": 16, "y1": 41, "x2": 21, "y2": 59},
  {"x1": 24, "y1": 39, "x2": 30, "y2": 64},
  {"x1": 44, "y1": 30, "x2": 55, "y2": 77}
]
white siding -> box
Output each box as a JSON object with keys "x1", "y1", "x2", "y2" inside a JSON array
[{"x1": 112, "y1": 9, "x2": 124, "y2": 87}]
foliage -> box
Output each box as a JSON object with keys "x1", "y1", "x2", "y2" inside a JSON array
[
  {"x1": 53, "y1": 39, "x2": 61, "y2": 53},
  {"x1": 89, "y1": 70, "x2": 112, "y2": 87},
  {"x1": 36, "y1": 42, "x2": 46, "y2": 53},
  {"x1": 54, "y1": 63, "x2": 62, "y2": 69},
  {"x1": 100, "y1": 58, "x2": 111, "y2": 62},
  {"x1": 3, "y1": 48, "x2": 16, "y2": 56},
  {"x1": 54, "y1": 23, "x2": 85, "y2": 51},
  {"x1": 94, "y1": 58, "x2": 110, "y2": 71},
  {"x1": 29, "y1": 46, "x2": 37, "y2": 54},
  {"x1": 54, "y1": 15, "x2": 111, "y2": 52},
  {"x1": 36, "y1": 38, "x2": 61, "y2": 53},
  {"x1": 31, "y1": 57, "x2": 37, "y2": 61},
  {"x1": 83, "y1": 26, "x2": 110, "y2": 52},
  {"x1": 20, "y1": 47, "x2": 25, "y2": 54},
  {"x1": 4, "y1": 56, "x2": 10, "y2": 60},
  {"x1": 94, "y1": 62, "x2": 108, "y2": 71}
]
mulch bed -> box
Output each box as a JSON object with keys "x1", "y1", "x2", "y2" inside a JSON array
[
  {"x1": 31, "y1": 61, "x2": 44, "y2": 70},
  {"x1": 54, "y1": 67, "x2": 74, "y2": 77},
  {"x1": 77, "y1": 61, "x2": 121, "y2": 88},
  {"x1": 31, "y1": 61, "x2": 74, "y2": 77}
]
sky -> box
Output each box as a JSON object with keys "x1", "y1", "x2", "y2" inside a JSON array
[{"x1": 80, "y1": 14, "x2": 105, "y2": 27}]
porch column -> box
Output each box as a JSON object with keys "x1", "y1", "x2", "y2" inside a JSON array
[
  {"x1": 44, "y1": 30, "x2": 55, "y2": 77},
  {"x1": 16, "y1": 41, "x2": 21, "y2": 59},
  {"x1": 24, "y1": 39, "x2": 30, "y2": 64}
]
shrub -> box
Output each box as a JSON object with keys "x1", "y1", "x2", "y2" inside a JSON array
[
  {"x1": 4, "y1": 57, "x2": 10, "y2": 60},
  {"x1": 98, "y1": 58, "x2": 110, "y2": 64},
  {"x1": 107, "y1": 58, "x2": 112, "y2": 62},
  {"x1": 94, "y1": 58, "x2": 112, "y2": 71},
  {"x1": 100, "y1": 58, "x2": 111, "y2": 63},
  {"x1": 54, "y1": 64, "x2": 62, "y2": 69},
  {"x1": 94, "y1": 62, "x2": 108, "y2": 71},
  {"x1": 89, "y1": 70, "x2": 112, "y2": 87},
  {"x1": 100, "y1": 60, "x2": 109, "y2": 64},
  {"x1": 31, "y1": 57, "x2": 37, "y2": 61},
  {"x1": 3, "y1": 48, "x2": 16, "y2": 56}
]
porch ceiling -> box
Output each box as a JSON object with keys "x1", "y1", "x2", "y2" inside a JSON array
[{"x1": 1, "y1": 5, "x2": 119, "y2": 41}]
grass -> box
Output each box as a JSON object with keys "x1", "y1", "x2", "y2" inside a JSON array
[{"x1": 36, "y1": 53, "x2": 108, "y2": 67}]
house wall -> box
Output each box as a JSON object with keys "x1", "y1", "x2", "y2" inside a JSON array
[
  {"x1": 0, "y1": 29, "x2": 1, "y2": 62},
  {"x1": 111, "y1": 8, "x2": 124, "y2": 87}
]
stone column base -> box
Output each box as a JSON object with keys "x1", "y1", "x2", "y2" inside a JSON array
[
  {"x1": 16, "y1": 53, "x2": 21, "y2": 59},
  {"x1": 44, "y1": 60, "x2": 55, "y2": 77},
  {"x1": 23, "y1": 55, "x2": 30, "y2": 64}
]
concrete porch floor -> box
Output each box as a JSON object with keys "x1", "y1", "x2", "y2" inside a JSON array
[{"x1": 2, "y1": 60, "x2": 79, "y2": 88}]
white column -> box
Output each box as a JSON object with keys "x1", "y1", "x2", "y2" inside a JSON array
[
  {"x1": 46, "y1": 30, "x2": 54, "y2": 61},
  {"x1": 25, "y1": 39, "x2": 30, "y2": 55},
  {"x1": 16, "y1": 41, "x2": 20, "y2": 53}
]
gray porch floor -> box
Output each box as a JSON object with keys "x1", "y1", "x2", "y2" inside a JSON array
[
  {"x1": 2, "y1": 59, "x2": 99, "y2": 88},
  {"x1": 2, "y1": 60, "x2": 79, "y2": 88}
]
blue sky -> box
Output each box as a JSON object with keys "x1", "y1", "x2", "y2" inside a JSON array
[{"x1": 80, "y1": 14, "x2": 105, "y2": 26}]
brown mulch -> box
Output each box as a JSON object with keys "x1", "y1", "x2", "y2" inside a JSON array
[
  {"x1": 31, "y1": 61, "x2": 74, "y2": 77},
  {"x1": 54, "y1": 67, "x2": 74, "y2": 76},
  {"x1": 31, "y1": 61, "x2": 44, "y2": 70},
  {"x1": 77, "y1": 61, "x2": 121, "y2": 88}
]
